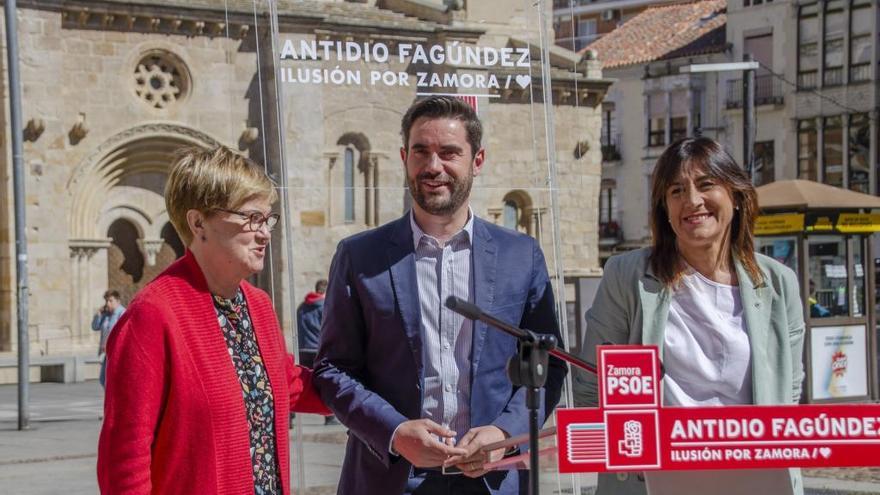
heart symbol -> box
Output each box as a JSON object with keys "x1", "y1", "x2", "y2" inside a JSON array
[
  {"x1": 819, "y1": 447, "x2": 831, "y2": 459},
  {"x1": 515, "y1": 75, "x2": 531, "y2": 89}
]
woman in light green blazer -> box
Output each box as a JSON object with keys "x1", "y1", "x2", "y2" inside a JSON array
[{"x1": 574, "y1": 137, "x2": 805, "y2": 495}]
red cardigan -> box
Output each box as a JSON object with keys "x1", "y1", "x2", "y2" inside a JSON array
[{"x1": 97, "y1": 251, "x2": 328, "y2": 494}]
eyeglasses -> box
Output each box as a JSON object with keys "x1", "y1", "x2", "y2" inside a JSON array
[{"x1": 213, "y1": 208, "x2": 281, "y2": 232}]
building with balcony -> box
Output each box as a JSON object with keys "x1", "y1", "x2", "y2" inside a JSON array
[
  {"x1": 585, "y1": 0, "x2": 880, "y2": 268},
  {"x1": 722, "y1": 0, "x2": 793, "y2": 189},
  {"x1": 721, "y1": 0, "x2": 878, "y2": 195},
  {"x1": 789, "y1": 0, "x2": 878, "y2": 194},
  {"x1": 723, "y1": 0, "x2": 879, "y2": 323},
  {"x1": 582, "y1": 0, "x2": 729, "y2": 262}
]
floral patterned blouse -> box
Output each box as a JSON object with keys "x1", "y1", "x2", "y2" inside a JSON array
[{"x1": 213, "y1": 290, "x2": 280, "y2": 495}]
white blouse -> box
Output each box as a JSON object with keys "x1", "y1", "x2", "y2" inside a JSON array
[
  {"x1": 661, "y1": 268, "x2": 752, "y2": 406},
  {"x1": 646, "y1": 269, "x2": 793, "y2": 495}
]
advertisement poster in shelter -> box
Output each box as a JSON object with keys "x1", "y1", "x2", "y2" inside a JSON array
[{"x1": 810, "y1": 325, "x2": 868, "y2": 400}]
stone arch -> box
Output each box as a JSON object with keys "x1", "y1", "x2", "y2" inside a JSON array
[
  {"x1": 67, "y1": 123, "x2": 224, "y2": 337},
  {"x1": 329, "y1": 132, "x2": 379, "y2": 226},
  {"x1": 97, "y1": 205, "x2": 150, "y2": 241},
  {"x1": 502, "y1": 190, "x2": 533, "y2": 233},
  {"x1": 68, "y1": 123, "x2": 222, "y2": 240},
  {"x1": 490, "y1": 189, "x2": 544, "y2": 241},
  {"x1": 337, "y1": 132, "x2": 371, "y2": 171}
]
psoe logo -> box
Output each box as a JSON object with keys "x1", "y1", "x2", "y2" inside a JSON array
[
  {"x1": 605, "y1": 410, "x2": 661, "y2": 469},
  {"x1": 599, "y1": 346, "x2": 661, "y2": 409},
  {"x1": 618, "y1": 420, "x2": 643, "y2": 458},
  {"x1": 832, "y1": 350, "x2": 848, "y2": 377}
]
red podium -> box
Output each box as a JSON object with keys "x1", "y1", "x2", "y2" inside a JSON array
[{"x1": 556, "y1": 345, "x2": 880, "y2": 473}]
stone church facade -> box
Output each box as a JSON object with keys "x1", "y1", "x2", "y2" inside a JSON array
[{"x1": 0, "y1": 0, "x2": 609, "y2": 382}]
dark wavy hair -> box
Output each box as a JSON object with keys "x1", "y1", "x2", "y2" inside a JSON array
[
  {"x1": 400, "y1": 96, "x2": 482, "y2": 157},
  {"x1": 649, "y1": 137, "x2": 763, "y2": 287}
]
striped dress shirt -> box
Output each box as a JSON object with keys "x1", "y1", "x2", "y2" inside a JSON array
[{"x1": 410, "y1": 211, "x2": 474, "y2": 439}]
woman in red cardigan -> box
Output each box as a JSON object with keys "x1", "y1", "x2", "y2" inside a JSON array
[{"x1": 98, "y1": 146, "x2": 329, "y2": 494}]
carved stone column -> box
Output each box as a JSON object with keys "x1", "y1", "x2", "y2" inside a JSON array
[
  {"x1": 138, "y1": 239, "x2": 165, "y2": 267},
  {"x1": 364, "y1": 154, "x2": 374, "y2": 227},
  {"x1": 487, "y1": 207, "x2": 503, "y2": 225},
  {"x1": 325, "y1": 152, "x2": 338, "y2": 225},
  {"x1": 532, "y1": 207, "x2": 547, "y2": 244},
  {"x1": 368, "y1": 154, "x2": 381, "y2": 226},
  {"x1": 69, "y1": 239, "x2": 111, "y2": 340}
]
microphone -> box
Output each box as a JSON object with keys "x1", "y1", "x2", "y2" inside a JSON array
[
  {"x1": 444, "y1": 295, "x2": 597, "y2": 375},
  {"x1": 444, "y1": 295, "x2": 483, "y2": 320}
]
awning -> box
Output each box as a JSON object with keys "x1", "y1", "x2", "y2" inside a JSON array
[{"x1": 757, "y1": 180, "x2": 880, "y2": 212}]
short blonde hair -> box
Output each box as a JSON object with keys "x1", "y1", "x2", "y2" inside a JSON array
[{"x1": 165, "y1": 146, "x2": 278, "y2": 245}]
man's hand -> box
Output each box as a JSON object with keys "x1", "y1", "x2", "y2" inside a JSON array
[
  {"x1": 391, "y1": 419, "x2": 468, "y2": 468},
  {"x1": 444, "y1": 425, "x2": 508, "y2": 478}
]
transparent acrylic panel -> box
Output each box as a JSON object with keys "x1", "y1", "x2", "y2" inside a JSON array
[
  {"x1": 258, "y1": 1, "x2": 607, "y2": 492},
  {"x1": 210, "y1": 2, "x2": 312, "y2": 492}
]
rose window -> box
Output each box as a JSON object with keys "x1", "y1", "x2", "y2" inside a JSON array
[{"x1": 133, "y1": 51, "x2": 189, "y2": 109}]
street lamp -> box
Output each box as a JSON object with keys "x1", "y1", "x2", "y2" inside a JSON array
[
  {"x1": 5, "y1": 0, "x2": 30, "y2": 430},
  {"x1": 681, "y1": 56, "x2": 761, "y2": 182}
]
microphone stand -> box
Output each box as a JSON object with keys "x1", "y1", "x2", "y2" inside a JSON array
[{"x1": 445, "y1": 296, "x2": 598, "y2": 495}]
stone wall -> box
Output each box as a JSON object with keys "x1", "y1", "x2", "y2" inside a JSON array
[
  {"x1": 281, "y1": 82, "x2": 604, "y2": 313},
  {"x1": 3, "y1": 5, "x2": 257, "y2": 359}
]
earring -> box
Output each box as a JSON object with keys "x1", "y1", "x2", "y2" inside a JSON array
[{"x1": 201, "y1": 235, "x2": 207, "y2": 242}]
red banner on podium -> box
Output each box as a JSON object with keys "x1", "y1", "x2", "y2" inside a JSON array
[{"x1": 557, "y1": 345, "x2": 880, "y2": 473}]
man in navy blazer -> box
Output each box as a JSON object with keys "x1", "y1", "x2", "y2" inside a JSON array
[{"x1": 314, "y1": 96, "x2": 567, "y2": 495}]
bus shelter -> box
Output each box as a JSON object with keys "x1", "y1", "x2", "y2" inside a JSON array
[{"x1": 755, "y1": 180, "x2": 880, "y2": 403}]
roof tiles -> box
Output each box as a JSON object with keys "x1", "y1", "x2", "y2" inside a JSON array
[{"x1": 583, "y1": 0, "x2": 727, "y2": 69}]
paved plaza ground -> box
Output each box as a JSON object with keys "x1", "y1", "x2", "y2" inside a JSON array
[{"x1": 1, "y1": 382, "x2": 879, "y2": 494}]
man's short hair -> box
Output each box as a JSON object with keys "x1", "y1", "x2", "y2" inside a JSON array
[
  {"x1": 400, "y1": 96, "x2": 482, "y2": 157},
  {"x1": 104, "y1": 290, "x2": 121, "y2": 300},
  {"x1": 165, "y1": 146, "x2": 278, "y2": 246},
  {"x1": 315, "y1": 279, "x2": 329, "y2": 293}
]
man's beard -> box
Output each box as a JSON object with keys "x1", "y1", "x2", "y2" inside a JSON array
[{"x1": 408, "y1": 167, "x2": 474, "y2": 216}]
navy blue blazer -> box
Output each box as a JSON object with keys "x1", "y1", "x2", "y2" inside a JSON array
[{"x1": 313, "y1": 213, "x2": 567, "y2": 495}]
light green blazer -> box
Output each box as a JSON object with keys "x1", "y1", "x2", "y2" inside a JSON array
[{"x1": 573, "y1": 247, "x2": 806, "y2": 495}]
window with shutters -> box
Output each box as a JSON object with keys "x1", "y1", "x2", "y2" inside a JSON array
[
  {"x1": 850, "y1": 2, "x2": 873, "y2": 82},
  {"x1": 823, "y1": 116, "x2": 844, "y2": 187},
  {"x1": 823, "y1": 1, "x2": 845, "y2": 86},
  {"x1": 798, "y1": 119, "x2": 818, "y2": 181},
  {"x1": 797, "y1": 4, "x2": 819, "y2": 88},
  {"x1": 647, "y1": 94, "x2": 666, "y2": 147},
  {"x1": 849, "y1": 114, "x2": 870, "y2": 193},
  {"x1": 669, "y1": 90, "x2": 688, "y2": 142}
]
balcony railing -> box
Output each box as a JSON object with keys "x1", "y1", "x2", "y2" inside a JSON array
[
  {"x1": 850, "y1": 64, "x2": 872, "y2": 83},
  {"x1": 797, "y1": 71, "x2": 818, "y2": 89},
  {"x1": 599, "y1": 221, "x2": 623, "y2": 246},
  {"x1": 725, "y1": 74, "x2": 784, "y2": 109},
  {"x1": 600, "y1": 132, "x2": 622, "y2": 162},
  {"x1": 824, "y1": 67, "x2": 844, "y2": 86}
]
